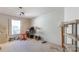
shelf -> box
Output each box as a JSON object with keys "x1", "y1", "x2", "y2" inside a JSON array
[
  {"x1": 64, "y1": 44, "x2": 79, "y2": 52},
  {"x1": 64, "y1": 33, "x2": 79, "y2": 41},
  {"x1": 61, "y1": 19, "x2": 79, "y2": 52},
  {"x1": 64, "y1": 44, "x2": 75, "y2": 48},
  {"x1": 63, "y1": 19, "x2": 79, "y2": 25},
  {"x1": 64, "y1": 44, "x2": 76, "y2": 51}
]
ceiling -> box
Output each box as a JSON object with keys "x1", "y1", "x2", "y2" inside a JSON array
[{"x1": 0, "y1": 7, "x2": 61, "y2": 19}]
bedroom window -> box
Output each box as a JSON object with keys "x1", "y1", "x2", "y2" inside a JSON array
[{"x1": 12, "y1": 20, "x2": 21, "y2": 35}]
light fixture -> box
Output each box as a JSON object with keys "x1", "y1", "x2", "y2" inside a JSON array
[
  {"x1": 19, "y1": 7, "x2": 23, "y2": 9},
  {"x1": 18, "y1": 7, "x2": 25, "y2": 16}
]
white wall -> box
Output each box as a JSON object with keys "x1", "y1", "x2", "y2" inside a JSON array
[
  {"x1": 64, "y1": 7, "x2": 79, "y2": 21},
  {"x1": 0, "y1": 14, "x2": 31, "y2": 43},
  {"x1": 32, "y1": 8, "x2": 64, "y2": 45}
]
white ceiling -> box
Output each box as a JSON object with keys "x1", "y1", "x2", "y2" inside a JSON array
[{"x1": 0, "y1": 7, "x2": 61, "y2": 19}]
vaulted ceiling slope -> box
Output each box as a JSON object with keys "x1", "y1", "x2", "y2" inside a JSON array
[{"x1": 0, "y1": 7, "x2": 63, "y2": 19}]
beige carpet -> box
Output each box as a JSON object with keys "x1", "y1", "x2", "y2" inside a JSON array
[{"x1": 0, "y1": 39, "x2": 62, "y2": 52}]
